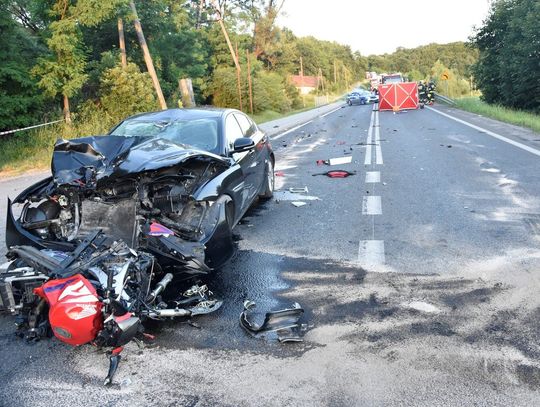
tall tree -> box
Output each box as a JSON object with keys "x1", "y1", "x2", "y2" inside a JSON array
[
  {"x1": 471, "y1": 0, "x2": 540, "y2": 111},
  {"x1": 32, "y1": 10, "x2": 87, "y2": 124},
  {"x1": 0, "y1": 0, "x2": 45, "y2": 130},
  {"x1": 32, "y1": 0, "x2": 127, "y2": 123}
]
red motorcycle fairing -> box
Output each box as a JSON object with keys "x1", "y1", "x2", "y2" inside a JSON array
[{"x1": 34, "y1": 274, "x2": 103, "y2": 346}]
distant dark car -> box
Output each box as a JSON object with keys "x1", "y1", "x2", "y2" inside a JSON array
[{"x1": 6, "y1": 108, "x2": 275, "y2": 271}]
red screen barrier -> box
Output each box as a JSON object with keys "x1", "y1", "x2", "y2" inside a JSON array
[{"x1": 378, "y1": 82, "x2": 419, "y2": 111}]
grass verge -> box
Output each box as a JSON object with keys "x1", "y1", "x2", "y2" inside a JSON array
[
  {"x1": 0, "y1": 112, "x2": 114, "y2": 176},
  {"x1": 454, "y1": 97, "x2": 540, "y2": 133}
]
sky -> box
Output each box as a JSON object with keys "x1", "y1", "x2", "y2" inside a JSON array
[{"x1": 277, "y1": 0, "x2": 492, "y2": 55}]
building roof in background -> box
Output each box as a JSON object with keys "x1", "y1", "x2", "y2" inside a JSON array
[{"x1": 290, "y1": 75, "x2": 319, "y2": 88}]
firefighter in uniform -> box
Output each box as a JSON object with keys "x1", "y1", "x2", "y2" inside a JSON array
[
  {"x1": 427, "y1": 81, "x2": 435, "y2": 104},
  {"x1": 418, "y1": 81, "x2": 427, "y2": 108}
]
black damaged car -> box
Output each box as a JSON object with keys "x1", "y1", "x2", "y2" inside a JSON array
[
  {"x1": 0, "y1": 109, "x2": 275, "y2": 384},
  {"x1": 6, "y1": 108, "x2": 275, "y2": 272}
]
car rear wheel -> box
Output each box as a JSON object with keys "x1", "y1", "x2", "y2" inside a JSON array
[{"x1": 259, "y1": 159, "x2": 274, "y2": 199}]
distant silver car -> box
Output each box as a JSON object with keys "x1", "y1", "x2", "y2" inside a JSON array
[
  {"x1": 347, "y1": 89, "x2": 378, "y2": 105},
  {"x1": 346, "y1": 92, "x2": 368, "y2": 105}
]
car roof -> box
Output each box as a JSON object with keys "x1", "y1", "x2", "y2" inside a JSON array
[{"x1": 124, "y1": 107, "x2": 237, "y2": 122}]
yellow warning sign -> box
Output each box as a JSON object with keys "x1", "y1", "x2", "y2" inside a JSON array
[{"x1": 441, "y1": 72, "x2": 450, "y2": 80}]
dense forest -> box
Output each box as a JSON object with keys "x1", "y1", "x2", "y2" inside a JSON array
[{"x1": 0, "y1": 0, "x2": 481, "y2": 134}]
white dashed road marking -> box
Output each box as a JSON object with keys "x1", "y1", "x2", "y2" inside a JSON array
[
  {"x1": 358, "y1": 240, "x2": 385, "y2": 265},
  {"x1": 362, "y1": 196, "x2": 382, "y2": 215},
  {"x1": 365, "y1": 171, "x2": 381, "y2": 183},
  {"x1": 358, "y1": 103, "x2": 386, "y2": 267}
]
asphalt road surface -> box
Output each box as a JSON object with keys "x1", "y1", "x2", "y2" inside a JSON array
[{"x1": 1, "y1": 102, "x2": 540, "y2": 406}]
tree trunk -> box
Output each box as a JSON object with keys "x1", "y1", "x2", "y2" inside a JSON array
[
  {"x1": 179, "y1": 78, "x2": 196, "y2": 108},
  {"x1": 129, "y1": 1, "x2": 167, "y2": 110},
  {"x1": 63, "y1": 94, "x2": 72, "y2": 124},
  {"x1": 211, "y1": 0, "x2": 243, "y2": 110},
  {"x1": 235, "y1": 42, "x2": 243, "y2": 111},
  {"x1": 246, "y1": 50, "x2": 253, "y2": 114},
  {"x1": 118, "y1": 18, "x2": 127, "y2": 69}
]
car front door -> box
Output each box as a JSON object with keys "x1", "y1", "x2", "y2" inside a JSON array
[
  {"x1": 233, "y1": 113, "x2": 266, "y2": 192},
  {"x1": 224, "y1": 114, "x2": 258, "y2": 216}
]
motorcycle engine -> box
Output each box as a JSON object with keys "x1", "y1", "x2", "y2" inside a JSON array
[{"x1": 35, "y1": 274, "x2": 103, "y2": 346}]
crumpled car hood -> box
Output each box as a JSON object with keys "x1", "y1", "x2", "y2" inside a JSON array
[{"x1": 51, "y1": 135, "x2": 229, "y2": 186}]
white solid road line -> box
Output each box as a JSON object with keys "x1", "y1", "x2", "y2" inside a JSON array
[
  {"x1": 375, "y1": 110, "x2": 383, "y2": 164},
  {"x1": 365, "y1": 171, "x2": 381, "y2": 183},
  {"x1": 427, "y1": 106, "x2": 540, "y2": 158},
  {"x1": 272, "y1": 120, "x2": 313, "y2": 140},
  {"x1": 321, "y1": 106, "x2": 343, "y2": 118},
  {"x1": 364, "y1": 110, "x2": 375, "y2": 165},
  {"x1": 358, "y1": 240, "x2": 385, "y2": 265},
  {"x1": 362, "y1": 196, "x2": 382, "y2": 215}
]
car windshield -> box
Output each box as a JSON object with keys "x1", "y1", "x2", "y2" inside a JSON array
[
  {"x1": 382, "y1": 75, "x2": 403, "y2": 84},
  {"x1": 110, "y1": 118, "x2": 220, "y2": 153}
]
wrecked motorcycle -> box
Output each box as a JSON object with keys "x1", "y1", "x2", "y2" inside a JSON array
[{"x1": 0, "y1": 230, "x2": 222, "y2": 385}]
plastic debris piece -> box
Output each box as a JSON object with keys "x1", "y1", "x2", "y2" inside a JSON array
[
  {"x1": 291, "y1": 201, "x2": 307, "y2": 207},
  {"x1": 312, "y1": 170, "x2": 356, "y2": 178},
  {"x1": 328, "y1": 156, "x2": 352, "y2": 166},
  {"x1": 148, "y1": 222, "x2": 175, "y2": 237},
  {"x1": 273, "y1": 191, "x2": 320, "y2": 201},
  {"x1": 289, "y1": 187, "x2": 309, "y2": 194},
  {"x1": 240, "y1": 300, "x2": 305, "y2": 342}
]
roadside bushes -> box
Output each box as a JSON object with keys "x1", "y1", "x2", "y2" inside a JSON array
[
  {"x1": 209, "y1": 66, "x2": 292, "y2": 113},
  {"x1": 99, "y1": 63, "x2": 159, "y2": 123}
]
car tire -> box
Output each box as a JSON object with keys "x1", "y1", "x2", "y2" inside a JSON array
[{"x1": 259, "y1": 159, "x2": 274, "y2": 199}]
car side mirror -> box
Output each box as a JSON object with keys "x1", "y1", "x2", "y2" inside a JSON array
[{"x1": 232, "y1": 137, "x2": 255, "y2": 153}]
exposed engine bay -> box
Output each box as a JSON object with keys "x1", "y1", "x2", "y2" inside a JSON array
[{"x1": 1, "y1": 137, "x2": 239, "y2": 385}]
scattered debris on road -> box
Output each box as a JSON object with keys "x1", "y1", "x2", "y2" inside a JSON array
[
  {"x1": 273, "y1": 191, "x2": 321, "y2": 201},
  {"x1": 328, "y1": 156, "x2": 352, "y2": 165},
  {"x1": 403, "y1": 301, "x2": 441, "y2": 314},
  {"x1": 289, "y1": 187, "x2": 309, "y2": 194},
  {"x1": 312, "y1": 170, "x2": 356, "y2": 178},
  {"x1": 239, "y1": 300, "x2": 306, "y2": 342},
  {"x1": 291, "y1": 201, "x2": 307, "y2": 207}
]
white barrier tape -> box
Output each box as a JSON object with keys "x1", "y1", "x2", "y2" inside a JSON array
[{"x1": 0, "y1": 119, "x2": 65, "y2": 136}]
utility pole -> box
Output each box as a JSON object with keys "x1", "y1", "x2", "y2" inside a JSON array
[
  {"x1": 246, "y1": 49, "x2": 254, "y2": 114},
  {"x1": 300, "y1": 56, "x2": 305, "y2": 107},
  {"x1": 129, "y1": 1, "x2": 167, "y2": 110},
  {"x1": 333, "y1": 59, "x2": 337, "y2": 84},
  {"x1": 342, "y1": 65, "x2": 349, "y2": 90},
  {"x1": 318, "y1": 67, "x2": 326, "y2": 94},
  {"x1": 235, "y1": 42, "x2": 243, "y2": 111},
  {"x1": 211, "y1": 0, "x2": 243, "y2": 110},
  {"x1": 118, "y1": 18, "x2": 127, "y2": 69}
]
